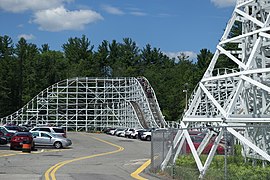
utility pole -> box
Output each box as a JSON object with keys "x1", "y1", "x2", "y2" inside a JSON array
[
  {"x1": 183, "y1": 89, "x2": 188, "y2": 112},
  {"x1": 183, "y1": 83, "x2": 188, "y2": 112}
]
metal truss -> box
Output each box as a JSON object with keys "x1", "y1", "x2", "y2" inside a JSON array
[
  {"x1": 162, "y1": 0, "x2": 270, "y2": 178},
  {"x1": 0, "y1": 77, "x2": 166, "y2": 131}
]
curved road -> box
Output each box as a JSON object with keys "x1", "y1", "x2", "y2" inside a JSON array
[{"x1": 0, "y1": 132, "x2": 161, "y2": 180}]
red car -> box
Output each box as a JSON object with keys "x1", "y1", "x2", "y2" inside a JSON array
[
  {"x1": 10, "y1": 132, "x2": 35, "y2": 150},
  {"x1": 0, "y1": 131, "x2": 7, "y2": 145},
  {"x1": 185, "y1": 135, "x2": 225, "y2": 155}
]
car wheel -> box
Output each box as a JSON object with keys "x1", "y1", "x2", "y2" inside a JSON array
[
  {"x1": 31, "y1": 143, "x2": 35, "y2": 151},
  {"x1": 54, "y1": 141, "x2": 62, "y2": 149},
  {"x1": 146, "y1": 136, "x2": 151, "y2": 141},
  {"x1": 10, "y1": 146, "x2": 14, "y2": 150}
]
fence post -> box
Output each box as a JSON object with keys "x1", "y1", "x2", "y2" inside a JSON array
[
  {"x1": 162, "y1": 131, "x2": 165, "y2": 161},
  {"x1": 224, "y1": 127, "x2": 227, "y2": 180},
  {"x1": 151, "y1": 130, "x2": 154, "y2": 172},
  {"x1": 172, "y1": 131, "x2": 176, "y2": 179}
]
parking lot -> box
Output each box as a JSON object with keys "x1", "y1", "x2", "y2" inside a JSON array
[{"x1": 0, "y1": 132, "x2": 160, "y2": 180}]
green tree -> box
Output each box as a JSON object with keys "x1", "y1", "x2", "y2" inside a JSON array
[
  {"x1": 40, "y1": 44, "x2": 50, "y2": 53},
  {"x1": 16, "y1": 39, "x2": 41, "y2": 104},
  {"x1": 112, "y1": 38, "x2": 140, "y2": 77},
  {"x1": 0, "y1": 35, "x2": 14, "y2": 58},
  {"x1": 196, "y1": 48, "x2": 213, "y2": 76},
  {"x1": 36, "y1": 50, "x2": 67, "y2": 89},
  {"x1": 62, "y1": 35, "x2": 94, "y2": 63},
  {"x1": 94, "y1": 40, "x2": 110, "y2": 77},
  {"x1": 215, "y1": 21, "x2": 241, "y2": 69},
  {"x1": 62, "y1": 35, "x2": 94, "y2": 77},
  {"x1": 0, "y1": 35, "x2": 18, "y2": 117},
  {"x1": 15, "y1": 38, "x2": 28, "y2": 107}
]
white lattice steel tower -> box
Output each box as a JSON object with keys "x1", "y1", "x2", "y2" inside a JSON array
[
  {"x1": 165, "y1": 0, "x2": 270, "y2": 178},
  {"x1": 0, "y1": 77, "x2": 166, "y2": 131}
]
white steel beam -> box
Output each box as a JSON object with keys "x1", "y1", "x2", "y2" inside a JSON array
[
  {"x1": 181, "y1": 121, "x2": 203, "y2": 172},
  {"x1": 199, "y1": 83, "x2": 227, "y2": 117},
  {"x1": 241, "y1": 75, "x2": 270, "y2": 93},
  {"x1": 235, "y1": 8, "x2": 264, "y2": 27},
  {"x1": 227, "y1": 126, "x2": 270, "y2": 161},
  {"x1": 217, "y1": 45, "x2": 247, "y2": 69},
  {"x1": 200, "y1": 129, "x2": 224, "y2": 178}
]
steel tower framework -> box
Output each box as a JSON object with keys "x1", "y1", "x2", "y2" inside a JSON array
[
  {"x1": 161, "y1": 0, "x2": 270, "y2": 178},
  {"x1": 0, "y1": 77, "x2": 166, "y2": 131}
]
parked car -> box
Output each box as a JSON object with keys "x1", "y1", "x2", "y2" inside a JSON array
[
  {"x1": 185, "y1": 135, "x2": 225, "y2": 155},
  {"x1": 18, "y1": 125, "x2": 30, "y2": 132},
  {"x1": 102, "y1": 127, "x2": 114, "y2": 134},
  {"x1": 130, "y1": 129, "x2": 145, "y2": 139},
  {"x1": 10, "y1": 132, "x2": 35, "y2": 150},
  {"x1": 108, "y1": 128, "x2": 117, "y2": 135},
  {"x1": 0, "y1": 131, "x2": 7, "y2": 145},
  {"x1": 188, "y1": 130, "x2": 203, "y2": 136},
  {"x1": 4, "y1": 125, "x2": 25, "y2": 133},
  {"x1": 0, "y1": 127, "x2": 15, "y2": 142},
  {"x1": 19, "y1": 123, "x2": 32, "y2": 131},
  {"x1": 124, "y1": 128, "x2": 135, "y2": 138},
  {"x1": 31, "y1": 131, "x2": 72, "y2": 149},
  {"x1": 138, "y1": 128, "x2": 156, "y2": 140},
  {"x1": 141, "y1": 131, "x2": 152, "y2": 141},
  {"x1": 0, "y1": 137, "x2": 7, "y2": 145},
  {"x1": 0, "y1": 126, "x2": 17, "y2": 134},
  {"x1": 115, "y1": 128, "x2": 127, "y2": 137},
  {"x1": 30, "y1": 126, "x2": 66, "y2": 138}
]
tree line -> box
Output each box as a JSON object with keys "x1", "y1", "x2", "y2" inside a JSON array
[{"x1": 0, "y1": 34, "x2": 237, "y2": 122}]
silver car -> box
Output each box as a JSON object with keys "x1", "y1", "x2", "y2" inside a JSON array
[{"x1": 31, "y1": 131, "x2": 72, "y2": 149}]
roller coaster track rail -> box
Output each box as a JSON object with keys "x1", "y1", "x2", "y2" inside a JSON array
[{"x1": 0, "y1": 77, "x2": 166, "y2": 131}]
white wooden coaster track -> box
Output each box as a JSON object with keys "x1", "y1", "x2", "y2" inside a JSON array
[
  {"x1": 165, "y1": 0, "x2": 270, "y2": 178},
  {"x1": 0, "y1": 77, "x2": 166, "y2": 131}
]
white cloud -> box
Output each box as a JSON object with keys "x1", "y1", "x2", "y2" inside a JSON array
[
  {"x1": 17, "y1": 34, "x2": 35, "y2": 40},
  {"x1": 32, "y1": 6, "x2": 103, "y2": 32},
  {"x1": 157, "y1": 13, "x2": 171, "y2": 18},
  {"x1": 130, "y1": 11, "x2": 147, "y2": 16},
  {"x1": 210, "y1": 0, "x2": 236, "y2": 8},
  {"x1": 165, "y1": 51, "x2": 197, "y2": 62},
  {"x1": 102, "y1": 5, "x2": 124, "y2": 15},
  {"x1": 0, "y1": 0, "x2": 68, "y2": 13},
  {"x1": 17, "y1": 24, "x2": 24, "y2": 28}
]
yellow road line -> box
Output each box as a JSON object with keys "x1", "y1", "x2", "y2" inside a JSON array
[
  {"x1": 45, "y1": 134, "x2": 124, "y2": 180},
  {"x1": 0, "y1": 153, "x2": 16, "y2": 157},
  {"x1": 130, "y1": 159, "x2": 151, "y2": 180},
  {"x1": 0, "y1": 148, "x2": 70, "y2": 157}
]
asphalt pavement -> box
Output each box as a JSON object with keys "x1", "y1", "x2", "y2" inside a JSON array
[{"x1": 0, "y1": 132, "x2": 166, "y2": 180}]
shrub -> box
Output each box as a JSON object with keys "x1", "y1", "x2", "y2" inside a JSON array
[{"x1": 174, "y1": 147, "x2": 270, "y2": 180}]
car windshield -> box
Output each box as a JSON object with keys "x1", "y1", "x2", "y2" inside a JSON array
[
  {"x1": 0, "y1": 127, "x2": 8, "y2": 133},
  {"x1": 5, "y1": 126, "x2": 19, "y2": 130},
  {"x1": 50, "y1": 133, "x2": 57, "y2": 138},
  {"x1": 31, "y1": 132, "x2": 39, "y2": 137},
  {"x1": 53, "y1": 128, "x2": 65, "y2": 133},
  {"x1": 15, "y1": 132, "x2": 31, "y2": 136},
  {"x1": 117, "y1": 128, "x2": 126, "y2": 131}
]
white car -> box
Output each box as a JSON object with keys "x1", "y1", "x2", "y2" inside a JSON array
[
  {"x1": 124, "y1": 128, "x2": 135, "y2": 138},
  {"x1": 30, "y1": 126, "x2": 66, "y2": 138},
  {"x1": 0, "y1": 126, "x2": 17, "y2": 133},
  {"x1": 108, "y1": 128, "x2": 117, "y2": 135},
  {"x1": 31, "y1": 131, "x2": 72, "y2": 149},
  {"x1": 130, "y1": 129, "x2": 144, "y2": 139},
  {"x1": 115, "y1": 128, "x2": 127, "y2": 137},
  {"x1": 141, "y1": 131, "x2": 152, "y2": 141}
]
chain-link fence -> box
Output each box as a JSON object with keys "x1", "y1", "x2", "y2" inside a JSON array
[
  {"x1": 150, "y1": 125, "x2": 270, "y2": 179},
  {"x1": 150, "y1": 129, "x2": 177, "y2": 172}
]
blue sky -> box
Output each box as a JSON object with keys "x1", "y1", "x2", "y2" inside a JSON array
[{"x1": 0, "y1": 0, "x2": 237, "y2": 60}]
